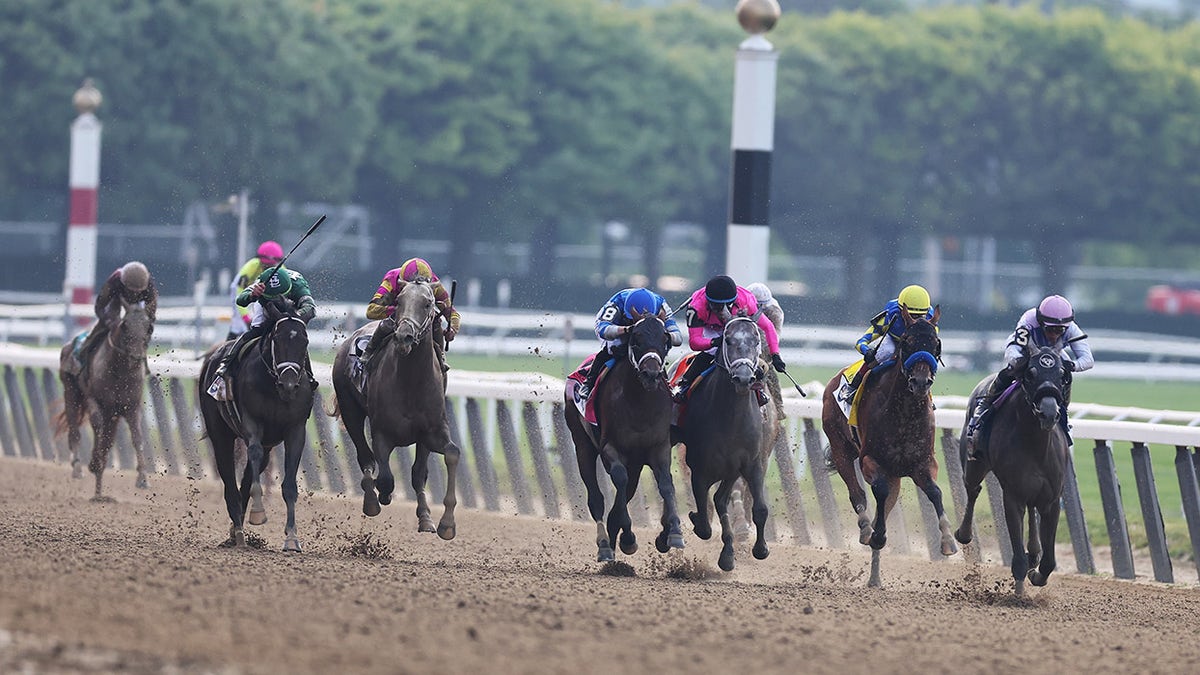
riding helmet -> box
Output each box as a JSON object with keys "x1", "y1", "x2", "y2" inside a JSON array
[
  {"x1": 119, "y1": 261, "x2": 150, "y2": 292},
  {"x1": 256, "y1": 240, "x2": 284, "y2": 264},
  {"x1": 897, "y1": 284, "x2": 931, "y2": 316},
  {"x1": 258, "y1": 267, "x2": 292, "y2": 298},
  {"x1": 399, "y1": 258, "x2": 434, "y2": 283},
  {"x1": 1036, "y1": 295, "x2": 1074, "y2": 327},
  {"x1": 704, "y1": 275, "x2": 738, "y2": 304},
  {"x1": 623, "y1": 288, "x2": 658, "y2": 319}
]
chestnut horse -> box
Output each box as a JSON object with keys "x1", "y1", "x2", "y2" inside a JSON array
[
  {"x1": 955, "y1": 344, "x2": 1070, "y2": 595},
  {"x1": 199, "y1": 298, "x2": 314, "y2": 550},
  {"x1": 822, "y1": 308, "x2": 957, "y2": 587},
  {"x1": 672, "y1": 315, "x2": 774, "y2": 572},
  {"x1": 56, "y1": 299, "x2": 153, "y2": 500},
  {"x1": 564, "y1": 310, "x2": 682, "y2": 562},
  {"x1": 332, "y1": 280, "x2": 460, "y2": 540}
]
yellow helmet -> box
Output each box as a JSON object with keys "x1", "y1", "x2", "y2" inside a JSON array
[{"x1": 898, "y1": 284, "x2": 931, "y2": 316}]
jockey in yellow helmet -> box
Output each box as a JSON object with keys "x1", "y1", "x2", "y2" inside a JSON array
[{"x1": 837, "y1": 284, "x2": 935, "y2": 403}]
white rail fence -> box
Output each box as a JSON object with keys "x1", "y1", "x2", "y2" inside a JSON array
[{"x1": 1, "y1": 343, "x2": 1199, "y2": 584}]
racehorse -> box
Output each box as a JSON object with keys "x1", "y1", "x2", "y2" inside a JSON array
[
  {"x1": 198, "y1": 298, "x2": 315, "y2": 551},
  {"x1": 564, "y1": 310, "x2": 682, "y2": 562},
  {"x1": 672, "y1": 315, "x2": 774, "y2": 572},
  {"x1": 332, "y1": 280, "x2": 460, "y2": 540},
  {"x1": 56, "y1": 299, "x2": 153, "y2": 500},
  {"x1": 821, "y1": 308, "x2": 956, "y2": 587},
  {"x1": 955, "y1": 344, "x2": 1070, "y2": 595}
]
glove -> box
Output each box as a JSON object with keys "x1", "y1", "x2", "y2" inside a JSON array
[
  {"x1": 444, "y1": 325, "x2": 457, "y2": 342},
  {"x1": 709, "y1": 335, "x2": 722, "y2": 350},
  {"x1": 771, "y1": 353, "x2": 786, "y2": 372},
  {"x1": 1063, "y1": 360, "x2": 1076, "y2": 373}
]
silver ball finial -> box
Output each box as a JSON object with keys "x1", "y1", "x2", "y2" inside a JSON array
[
  {"x1": 736, "y1": 0, "x2": 781, "y2": 35},
  {"x1": 73, "y1": 78, "x2": 102, "y2": 115}
]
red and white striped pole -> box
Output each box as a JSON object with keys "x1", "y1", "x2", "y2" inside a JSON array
[{"x1": 64, "y1": 78, "x2": 103, "y2": 327}]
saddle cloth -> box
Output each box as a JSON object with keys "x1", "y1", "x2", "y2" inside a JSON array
[{"x1": 567, "y1": 355, "x2": 612, "y2": 426}]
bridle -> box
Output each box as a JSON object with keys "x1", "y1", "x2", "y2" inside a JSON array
[
  {"x1": 627, "y1": 315, "x2": 667, "y2": 373},
  {"x1": 898, "y1": 320, "x2": 940, "y2": 379},
  {"x1": 717, "y1": 316, "x2": 760, "y2": 374},
  {"x1": 392, "y1": 282, "x2": 437, "y2": 345},
  {"x1": 1019, "y1": 348, "x2": 1066, "y2": 411},
  {"x1": 262, "y1": 315, "x2": 307, "y2": 381}
]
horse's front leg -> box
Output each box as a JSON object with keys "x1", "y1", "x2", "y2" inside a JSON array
[
  {"x1": 211, "y1": 429, "x2": 245, "y2": 547},
  {"x1": 866, "y1": 473, "x2": 895, "y2": 588},
  {"x1": 744, "y1": 464, "x2": 770, "y2": 561},
  {"x1": 915, "y1": 471, "x2": 958, "y2": 556},
  {"x1": 370, "y1": 428, "x2": 397, "y2": 508},
  {"x1": 1002, "y1": 495, "x2": 1030, "y2": 595},
  {"x1": 89, "y1": 415, "x2": 118, "y2": 502},
  {"x1": 280, "y1": 427, "x2": 306, "y2": 552},
  {"x1": 436, "y1": 439, "x2": 460, "y2": 541},
  {"x1": 955, "y1": 451, "x2": 989, "y2": 545},
  {"x1": 1025, "y1": 509, "x2": 1042, "y2": 572},
  {"x1": 650, "y1": 448, "x2": 685, "y2": 553},
  {"x1": 243, "y1": 438, "x2": 269, "y2": 527},
  {"x1": 575, "y1": 440, "x2": 612, "y2": 561},
  {"x1": 127, "y1": 408, "x2": 150, "y2": 489},
  {"x1": 602, "y1": 447, "x2": 635, "y2": 556},
  {"x1": 688, "y1": 469, "x2": 713, "y2": 541},
  {"x1": 1029, "y1": 500, "x2": 1061, "y2": 587},
  {"x1": 829, "y1": 429, "x2": 871, "y2": 543},
  {"x1": 412, "y1": 446, "x2": 436, "y2": 533},
  {"x1": 713, "y1": 478, "x2": 737, "y2": 571}
]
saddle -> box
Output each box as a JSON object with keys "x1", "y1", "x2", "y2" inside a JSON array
[
  {"x1": 205, "y1": 337, "x2": 265, "y2": 402},
  {"x1": 567, "y1": 355, "x2": 613, "y2": 426},
  {"x1": 834, "y1": 358, "x2": 896, "y2": 427}
]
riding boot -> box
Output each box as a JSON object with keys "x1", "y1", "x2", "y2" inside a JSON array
[
  {"x1": 576, "y1": 348, "x2": 609, "y2": 401},
  {"x1": 965, "y1": 366, "x2": 1015, "y2": 460},
  {"x1": 672, "y1": 352, "x2": 714, "y2": 404},
  {"x1": 838, "y1": 352, "x2": 876, "y2": 403},
  {"x1": 214, "y1": 326, "x2": 260, "y2": 384},
  {"x1": 359, "y1": 319, "x2": 396, "y2": 372},
  {"x1": 74, "y1": 323, "x2": 108, "y2": 380}
]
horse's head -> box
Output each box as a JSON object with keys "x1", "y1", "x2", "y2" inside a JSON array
[
  {"x1": 1017, "y1": 345, "x2": 1066, "y2": 430},
  {"x1": 111, "y1": 299, "x2": 152, "y2": 361},
  {"x1": 717, "y1": 316, "x2": 761, "y2": 388},
  {"x1": 263, "y1": 298, "x2": 310, "y2": 401},
  {"x1": 388, "y1": 281, "x2": 437, "y2": 357},
  {"x1": 898, "y1": 306, "x2": 941, "y2": 396},
  {"x1": 625, "y1": 309, "x2": 670, "y2": 390}
]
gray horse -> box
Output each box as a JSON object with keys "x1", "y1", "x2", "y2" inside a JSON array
[
  {"x1": 671, "y1": 316, "x2": 773, "y2": 572},
  {"x1": 955, "y1": 344, "x2": 1070, "y2": 595},
  {"x1": 56, "y1": 299, "x2": 153, "y2": 500},
  {"x1": 332, "y1": 280, "x2": 460, "y2": 540},
  {"x1": 198, "y1": 299, "x2": 315, "y2": 551}
]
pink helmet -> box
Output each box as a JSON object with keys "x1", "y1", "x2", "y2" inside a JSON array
[
  {"x1": 257, "y1": 241, "x2": 284, "y2": 263},
  {"x1": 399, "y1": 257, "x2": 435, "y2": 282},
  {"x1": 1036, "y1": 295, "x2": 1074, "y2": 327}
]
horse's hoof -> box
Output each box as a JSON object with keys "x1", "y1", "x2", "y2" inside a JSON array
[
  {"x1": 753, "y1": 543, "x2": 769, "y2": 560},
  {"x1": 418, "y1": 518, "x2": 437, "y2": 533},
  {"x1": 689, "y1": 512, "x2": 711, "y2": 540},
  {"x1": 1014, "y1": 578, "x2": 1026, "y2": 597},
  {"x1": 248, "y1": 509, "x2": 268, "y2": 526},
  {"x1": 1028, "y1": 570, "x2": 1048, "y2": 587},
  {"x1": 378, "y1": 493, "x2": 392, "y2": 506},
  {"x1": 618, "y1": 533, "x2": 637, "y2": 556},
  {"x1": 597, "y1": 546, "x2": 615, "y2": 563},
  {"x1": 718, "y1": 548, "x2": 735, "y2": 572},
  {"x1": 655, "y1": 532, "x2": 670, "y2": 553},
  {"x1": 954, "y1": 528, "x2": 972, "y2": 546},
  {"x1": 941, "y1": 539, "x2": 959, "y2": 557},
  {"x1": 136, "y1": 476, "x2": 149, "y2": 490},
  {"x1": 225, "y1": 527, "x2": 246, "y2": 548},
  {"x1": 437, "y1": 523, "x2": 456, "y2": 541},
  {"x1": 869, "y1": 532, "x2": 887, "y2": 550},
  {"x1": 283, "y1": 537, "x2": 303, "y2": 553},
  {"x1": 667, "y1": 533, "x2": 685, "y2": 550},
  {"x1": 859, "y1": 525, "x2": 873, "y2": 546},
  {"x1": 867, "y1": 577, "x2": 882, "y2": 589},
  {"x1": 71, "y1": 465, "x2": 83, "y2": 480},
  {"x1": 362, "y1": 495, "x2": 381, "y2": 517}
]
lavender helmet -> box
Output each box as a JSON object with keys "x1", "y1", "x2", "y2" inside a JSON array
[{"x1": 1036, "y1": 295, "x2": 1074, "y2": 327}]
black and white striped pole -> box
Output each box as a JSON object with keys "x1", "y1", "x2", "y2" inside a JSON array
[{"x1": 725, "y1": 0, "x2": 781, "y2": 286}]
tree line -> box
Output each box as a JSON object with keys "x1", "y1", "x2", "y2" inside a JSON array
[{"x1": 2, "y1": 0, "x2": 1199, "y2": 294}]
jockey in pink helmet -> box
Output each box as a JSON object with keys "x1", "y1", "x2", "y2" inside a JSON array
[
  {"x1": 356, "y1": 258, "x2": 461, "y2": 381},
  {"x1": 965, "y1": 294, "x2": 1094, "y2": 457}
]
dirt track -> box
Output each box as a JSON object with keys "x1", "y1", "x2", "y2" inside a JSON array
[{"x1": 2, "y1": 457, "x2": 1199, "y2": 674}]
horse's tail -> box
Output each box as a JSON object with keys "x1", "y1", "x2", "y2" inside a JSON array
[{"x1": 53, "y1": 374, "x2": 85, "y2": 439}]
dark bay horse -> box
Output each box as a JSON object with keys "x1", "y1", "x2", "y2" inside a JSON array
[
  {"x1": 955, "y1": 345, "x2": 1070, "y2": 595},
  {"x1": 332, "y1": 280, "x2": 460, "y2": 540},
  {"x1": 822, "y1": 308, "x2": 956, "y2": 587},
  {"x1": 564, "y1": 310, "x2": 682, "y2": 562},
  {"x1": 199, "y1": 299, "x2": 314, "y2": 550},
  {"x1": 672, "y1": 315, "x2": 775, "y2": 572},
  {"x1": 57, "y1": 299, "x2": 153, "y2": 500}
]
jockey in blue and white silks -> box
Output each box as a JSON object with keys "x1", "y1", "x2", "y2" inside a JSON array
[{"x1": 577, "y1": 288, "x2": 683, "y2": 401}]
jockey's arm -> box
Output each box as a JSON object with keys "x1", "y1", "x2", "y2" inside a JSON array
[
  {"x1": 93, "y1": 274, "x2": 119, "y2": 319},
  {"x1": 365, "y1": 284, "x2": 399, "y2": 320},
  {"x1": 143, "y1": 280, "x2": 159, "y2": 323},
  {"x1": 594, "y1": 300, "x2": 625, "y2": 341},
  {"x1": 431, "y1": 282, "x2": 460, "y2": 336},
  {"x1": 1065, "y1": 327, "x2": 1094, "y2": 372},
  {"x1": 856, "y1": 311, "x2": 888, "y2": 356},
  {"x1": 755, "y1": 312, "x2": 781, "y2": 355}
]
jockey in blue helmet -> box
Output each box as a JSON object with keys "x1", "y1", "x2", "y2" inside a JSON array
[{"x1": 577, "y1": 287, "x2": 683, "y2": 401}]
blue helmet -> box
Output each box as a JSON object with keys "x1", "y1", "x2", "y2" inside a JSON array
[{"x1": 624, "y1": 288, "x2": 658, "y2": 319}]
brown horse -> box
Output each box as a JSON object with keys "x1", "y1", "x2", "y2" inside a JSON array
[
  {"x1": 198, "y1": 299, "x2": 314, "y2": 550},
  {"x1": 671, "y1": 315, "x2": 774, "y2": 572},
  {"x1": 332, "y1": 280, "x2": 460, "y2": 539},
  {"x1": 822, "y1": 308, "x2": 956, "y2": 587},
  {"x1": 564, "y1": 311, "x2": 682, "y2": 562},
  {"x1": 56, "y1": 299, "x2": 153, "y2": 500},
  {"x1": 955, "y1": 344, "x2": 1070, "y2": 595}
]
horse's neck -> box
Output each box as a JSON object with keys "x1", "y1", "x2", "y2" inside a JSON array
[{"x1": 877, "y1": 367, "x2": 927, "y2": 415}]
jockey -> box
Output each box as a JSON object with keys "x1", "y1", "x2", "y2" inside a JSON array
[
  {"x1": 671, "y1": 275, "x2": 785, "y2": 404},
  {"x1": 359, "y1": 257, "x2": 460, "y2": 375},
  {"x1": 965, "y1": 294, "x2": 1093, "y2": 456},
  {"x1": 576, "y1": 287, "x2": 683, "y2": 401},
  {"x1": 837, "y1": 284, "x2": 934, "y2": 403},
  {"x1": 74, "y1": 261, "x2": 158, "y2": 373},
  {"x1": 747, "y1": 282, "x2": 786, "y2": 419},
  {"x1": 209, "y1": 265, "x2": 318, "y2": 395},
  {"x1": 227, "y1": 240, "x2": 284, "y2": 340}
]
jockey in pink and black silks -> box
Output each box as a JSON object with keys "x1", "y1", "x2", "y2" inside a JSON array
[
  {"x1": 359, "y1": 258, "x2": 461, "y2": 375},
  {"x1": 671, "y1": 275, "x2": 785, "y2": 403}
]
